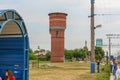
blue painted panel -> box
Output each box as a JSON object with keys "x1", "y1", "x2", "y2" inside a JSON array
[
  {"x1": 0, "y1": 9, "x2": 29, "y2": 80},
  {"x1": 0, "y1": 37, "x2": 29, "y2": 80},
  {"x1": 0, "y1": 38, "x2": 24, "y2": 49}
]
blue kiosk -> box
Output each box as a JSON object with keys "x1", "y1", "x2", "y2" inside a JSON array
[{"x1": 0, "y1": 9, "x2": 29, "y2": 80}]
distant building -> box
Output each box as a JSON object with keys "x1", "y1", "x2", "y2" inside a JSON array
[{"x1": 35, "y1": 50, "x2": 47, "y2": 57}]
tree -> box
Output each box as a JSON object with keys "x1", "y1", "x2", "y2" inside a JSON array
[
  {"x1": 79, "y1": 48, "x2": 85, "y2": 60},
  {"x1": 45, "y1": 51, "x2": 51, "y2": 61},
  {"x1": 73, "y1": 49, "x2": 80, "y2": 58},
  {"x1": 30, "y1": 49, "x2": 34, "y2": 54},
  {"x1": 64, "y1": 48, "x2": 87, "y2": 61},
  {"x1": 64, "y1": 49, "x2": 73, "y2": 60},
  {"x1": 29, "y1": 49, "x2": 37, "y2": 60},
  {"x1": 95, "y1": 47, "x2": 105, "y2": 60},
  {"x1": 34, "y1": 50, "x2": 39, "y2": 54}
]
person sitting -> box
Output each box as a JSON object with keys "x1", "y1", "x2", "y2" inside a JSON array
[{"x1": 4, "y1": 70, "x2": 16, "y2": 80}]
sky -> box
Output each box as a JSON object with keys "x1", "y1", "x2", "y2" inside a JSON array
[{"x1": 1, "y1": 0, "x2": 120, "y2": 55}]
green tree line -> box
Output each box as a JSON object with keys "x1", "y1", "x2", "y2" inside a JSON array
[{"x1": 29, "y1": 47, "x2": 105, "y2": 61}]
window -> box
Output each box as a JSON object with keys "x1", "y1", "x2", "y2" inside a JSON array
[{"x1": 56, "y1": 31, "x2": 59, "y2": 38}]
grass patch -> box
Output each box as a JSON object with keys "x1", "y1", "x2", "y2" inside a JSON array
[
  {"x1": 40, "y1": 63, "x2": 60, "y2": 69},
  {"x1": 29, "y1": 61, "x2": 97, "y2": 80},
  {"x1": 79, "y1": 73, "x2": 97, "y2": 80},
  {"x1": 63, "y1": 67, "x2": 89, "y2": 70},
  {"x1": 96, "y1": 65, "x2": 110, "y2": 80}
]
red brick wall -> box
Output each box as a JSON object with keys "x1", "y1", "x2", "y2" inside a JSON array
[
  {"x1": 49, "y1": 13, "x2": 67, "y2": 28},
  {"x1": 49, "y1": 13, "x2": 67, "y2": 62}
]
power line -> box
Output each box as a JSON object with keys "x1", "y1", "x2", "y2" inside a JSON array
[{"x1": 95, "y1": 13, "x2": 120, "y2": 16}]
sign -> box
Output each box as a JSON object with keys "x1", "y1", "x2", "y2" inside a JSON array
[
  {"x1": 96, "y1": 39, "x2": 103, "y2": 47},
  {"x1": 106, "y1": 34, "x2": 120, "y2": 38}
]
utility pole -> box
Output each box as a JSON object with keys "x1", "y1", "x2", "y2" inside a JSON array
[
  {"x1": 38, "y1": 46, "x2": 40, "y2": 68},
  {"x1": 85, "y1": 40, "x2": 87, "y2": 47},
  {"x1": 106, "y1": 51, "x2": 108, "y2": 64},
  {"x1": 91, "y1": 0, "x2": 95, "y2": 62},
  {"x1": 109, "y1": 38, "x2": 111, "y2": 57},
  {"x1": 90, "y1": 0, "x2": 95, "y2": 73}
]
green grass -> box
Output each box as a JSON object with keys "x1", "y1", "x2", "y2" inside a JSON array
[
  {"x1": 78, "y1": 73, "x2": 97, "y2": 80},
  {"x1": 29, "y1": 61, "x2": 97, "y2": 80},
  {"x1": 96, "y1": 65, "x2": 110, "y2": 80}
]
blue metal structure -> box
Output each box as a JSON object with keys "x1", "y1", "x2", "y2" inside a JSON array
[{"x1": 0, "y1": 9, "x2": 29, "y2": 80}]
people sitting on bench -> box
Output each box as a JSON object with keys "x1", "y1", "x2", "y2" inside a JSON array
[{"x1": 4, "y1": 70, "x2": 16, "y2": 80}]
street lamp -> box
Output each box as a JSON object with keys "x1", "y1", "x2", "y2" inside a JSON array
[{"x1": 94, "y1": 24, "x2": 102, "y2": 29}]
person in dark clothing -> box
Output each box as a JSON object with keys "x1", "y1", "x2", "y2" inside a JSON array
[
  {"x1": 113, "y1": 59, "x2": 118, "y2": 75},
  {"x1": 4, "y1": 70, "x2": 16, "y2": 80},
  {"x1": 97, "y1": 60, "x2": 100, "y2": 73},
  {"x1": 110, "y1": 59, "x2": 113, "y2": 73},
  {"x1": 113, "y1": 59, "x2": 118, "y2": 80}
]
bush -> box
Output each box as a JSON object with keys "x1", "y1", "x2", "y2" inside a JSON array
[
  {"x1": 30, "y1": 53, "x2": 37, "y2": 60},
  {"x1": 101, "y1": 65, "x2": 110, "y2": 73},
  {"x1": 97, "y1": 64, "x2": 110, "y2": 80},
  {"x1": 97, "y1": 73, "x2": 110, "y2": 80},
  {"x1": 45, "y1": 52, "x2": 51, "y2": 61}
]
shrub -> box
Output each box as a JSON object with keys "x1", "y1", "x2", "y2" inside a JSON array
[{"x1": 97, "y1": 64, "x2": 110, "y2": 80}]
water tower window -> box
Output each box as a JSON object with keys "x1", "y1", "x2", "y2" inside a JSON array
[{"x1": 56, "y1": 31, "x2": 59, "y2": 38}]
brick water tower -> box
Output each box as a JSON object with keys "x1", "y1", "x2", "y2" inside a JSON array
[{"x1": 48, "y1": 12, "x2": 67, "y2": 62}]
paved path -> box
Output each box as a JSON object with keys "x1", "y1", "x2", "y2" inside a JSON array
[{"x1": 110, "y1": 73, "x2": 114, "y2": 80}]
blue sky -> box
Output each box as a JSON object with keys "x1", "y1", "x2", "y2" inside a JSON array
[{"x1": 1, "y1": 0, "x2": 120, "y2": 55}]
